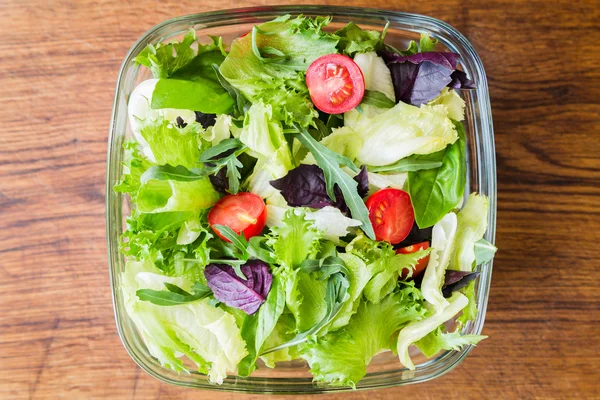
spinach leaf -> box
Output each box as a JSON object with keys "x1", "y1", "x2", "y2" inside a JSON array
[
  {"x1": 408, "y1": 120, "x2": 466, "y2": 228},
  {"x1": 295, "y1": 128, "x2": 375, "y2": 240},
  {"x1": 136, "y1": 282, "x2": 212, "y2": 306},
  {"x1": 238, "y1": 276, "x2": 286, "y2": 376},
  {"x1": 361, "y1": 90, "x2": 396, "y2": 109},
  {"x1": 151, "y1": 78, "x2": 234, "y2": 114}
]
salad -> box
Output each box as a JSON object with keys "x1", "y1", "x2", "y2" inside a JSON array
[{"x1": 115, "y1": 15, "x2": 497, "y2": 388}]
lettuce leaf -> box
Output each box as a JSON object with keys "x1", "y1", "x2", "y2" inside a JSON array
[
  {"x1": 219, "y1": 15, "x2": 338, "y2": 127},
  {"x1": 302, "y1": 286, "x2": 426, "y2": 388},
  {"x1": 135, "y1": 29, "x2": 198, "y2": 79},
  {"x1": 428, "y1": 87, "x2": 466, "y2": 121},
  {"x1": 335, "y1": 22, "x2": 383, "y2": 56},
  {"x1": 267, "y1": 209, "x2": 322, "y2": 270},
  {"x1": 449, "y1": 193, "x2": 490, "y2": 272},
  {"x1": 415, "y1": 324, "x2": 487, "y2": 358},
  {"x1": 353, "y1": 52, "x2": 395, "y2": 101},
  {"x1": 137, "y1": 177, "x2": 219, "y2": 213},
  {"x1": 396, "y1": 291, "x2": 468, "y2": 370},
  {"x1": 344, "y1": 101, "x2": 458, "y2": 167},
  {"x1": 240, "y1": 100, "x2": 294, "y2": 190},
  {"x1": 421, "y1": 212, "x2": 458, "y2": 312},
  {"x1": 121, "y1": 259, "x2": 248, "y2": 383},
  {"x1": 266, "y1": 205, "x2": 361, "y2": 243},
  {"x1": 260, "y1": 312, "x2": 301, "y2": 367}
]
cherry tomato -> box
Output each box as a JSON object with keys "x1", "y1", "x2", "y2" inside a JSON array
[
  {"x1": 306, "y1": 54, "x2": 365, "y2": 114},
  {"x1": 208, "y1": 192, "x2": 267, "y2": 241},
  {"x1": 397, "y1": 241, "x2": 430, "y2": 279},
  {"x1": 365, "y1": 188, "x2": 415, "y2": 244}
]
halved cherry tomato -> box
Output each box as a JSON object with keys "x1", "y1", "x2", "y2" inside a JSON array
[
  {"x1": 397, "y1": 241, "x2": 430, "y2": 279},
  {"x1": 208, "y1": 192, "x2": 267, "y2": 241},
  {"x1": 306, "y1": 54, "x2": 365, "y2": 114},
  {"x1": 365, "y1": 188, "x2": 415, "y2": 244}
]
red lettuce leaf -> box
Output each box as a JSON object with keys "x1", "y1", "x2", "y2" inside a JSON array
[
  {"x1": 204, "y1": 260, "x2": 272, "y2": 314},
  {"x1": 270, "y1": 164, "x2": 368, "y2": 212},
  {"x1": 381, "y1": 51, "x2": 473, "y2": 106},
  {"x1": 442, "y1": 271, "x2": 480, "y2": 298}
]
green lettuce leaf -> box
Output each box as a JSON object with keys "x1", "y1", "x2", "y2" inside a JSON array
[
  {"x1": 457, "y1": 280, "x2": 478, "y2": 326},
  {"x1": 137, "y1": 117, "x2": 205, "y2": 170},
  {"x1": 137, "y1": 177, "x2": 220, "y2": 213},
  {"x1": 135, "y1": 29, "x2": 198, "y2": 79},
  {"x1": 219, "y1": 15, "x2": 338, "y2": 127},
  {"x1": 419, "y1": 33, "x2": 438, "y2": 52},
  {"x1": 428, "y1": 88, "x2": 466, "y2": 121},
  {"x1": 396, "y1": 292, "x2": 468, "y2": 370},
  {"x1": 345, "y1": 101, "x2": 459, "y2": 167},
  {"x1": 240, "y1": 100, "x2": 294, "y2": 186},
  {"x1": 260, "y1": 312, "x2": 301, "y2": 367},
  {"x1": 267, "y1": 209, "x2": 322, "y2": 269},
  {"x1": 335, "y1": 22, "x2": 384, "y2": 56},
  {"x1": 474, "y1": 238, "x2": 497, "y2": 265},
  {"x1": 302, "y1": 286, "x2": 426, "y2": 388},
  {"x1": 353, "y1": 52, "x2": 395, "y2": 101},
  {"x1": 449, "y1": 193, "x2": 490, "y2": 272},
  {"x1": 421, "y1": 212, "x2": 458, "y2": 312},
  {"x1": 114, "y1": 141, "x2": 154, "y2": 200},
  {"x1": 121, "y1": 259, "x2": 248, "y2": 383},
  {"x1": 415, "y1": 324, "x2": 486, "y2": 357}
]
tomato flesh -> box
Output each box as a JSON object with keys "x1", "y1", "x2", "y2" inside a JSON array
[
  {"x1": 207, "y1": 192, "x2": 267, "y2": 241},
  {"x1": 397, "y1": 241, "x2": 431, "y2": 279},
  {"x1": 365, "y1": 188, "x2": 415, "y2": 244},
  {"x1": 306, "y1": 54, "x2": 365, "y2": 114}
]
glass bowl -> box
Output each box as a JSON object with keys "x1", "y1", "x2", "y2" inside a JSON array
[{"x1": 106, "y1": 5, "x2": 496, "y2": 394}]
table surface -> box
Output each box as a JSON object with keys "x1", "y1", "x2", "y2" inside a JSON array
[{"x1": 1, "y1": 0, "x2": 599, "y2": 399}]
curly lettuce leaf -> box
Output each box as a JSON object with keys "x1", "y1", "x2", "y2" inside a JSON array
[
  {"x1": 335, "y1": 22, "x2": 384, "y2": 56},
  {"x1": 219, "y1": 15, "x2": 338, "y2": 127},
  {"x1": 396, "y1": 292, "x2": 468, "y2": 370},
  {"x1": 415, "y1": 324, "x2": 487, "y2": 358},
  {"x1": 137, "y1": 177, "x2": 219, "y2": 213},
  {"x1": 302, "y1": 286, "x2": 426, "y2": 388},
  {"x1": 428, "y1": 87, "x2": 466, "y2": 121},
  {"x1": 267, "y1": 209, "x2": 322, "y2": 269},
  {"x1": 135, "y1": 29, "x2": 198, "y2": 79}
]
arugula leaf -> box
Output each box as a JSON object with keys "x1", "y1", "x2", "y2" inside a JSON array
[
  {"x1": 136, "y1": 282, "x2": 212, "y2": 306},
  {"x1": 407, "y1": 120, "x2": 466, "y2": 228},
  {"x1": 296, "y1": 128, "x2": 375, "y2": 240},
  {"x1": 369, "y1": 157, "x2": 443, "y2": 173},
  {"x1": 199, "y1": 138, "x2": 247, "y2": 194},
  {"x1": 238, "y1": 275, "x2": 286, "y2": 376},
  {"x1": 140, "y1": 164, "x2": 206, "y2": 184},
  {"x1": 210, "y1": 225, "x2": 276, "y2": 277},
  {"x1": 360, "y1": 90, "x2": 396, "y2": 109}
]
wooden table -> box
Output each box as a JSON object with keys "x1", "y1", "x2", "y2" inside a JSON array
[{"x1": 1, "y1": 0, "x2": 599, "y2": 398}]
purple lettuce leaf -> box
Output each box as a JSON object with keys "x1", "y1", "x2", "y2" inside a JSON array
[
  {"x1": 448, "y1": 70, "x2": 475, "y2": 89},
  {"x1": 204, "y1": 260, "x2": 272, "y2": 314},
  {"x1": 270, "y1": 164, "x2": 368, "y2": 212},
  {"x1": 381, "y1": 50, "x2": 473, "y2": 106},
  {"x1": 442, "y1": 271, "x2": 480, "y2": 298}
]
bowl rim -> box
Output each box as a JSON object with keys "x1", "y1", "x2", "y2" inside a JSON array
[{"x1": 106, "y1": 5, "x2": 496, "y2": 393}]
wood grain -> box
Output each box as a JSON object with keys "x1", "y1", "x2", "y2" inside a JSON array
[{"x1": 1, "y1": 0, "x2": 599, "y2": 399}]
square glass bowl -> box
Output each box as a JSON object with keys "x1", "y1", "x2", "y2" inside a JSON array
[{"x1": 106, "y1": 5, "x2": 496, "y2": 394}]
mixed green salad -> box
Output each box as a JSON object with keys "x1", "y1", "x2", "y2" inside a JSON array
[{"x1": 115, "y1": 15, "x2": 497, "y2": 387}]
